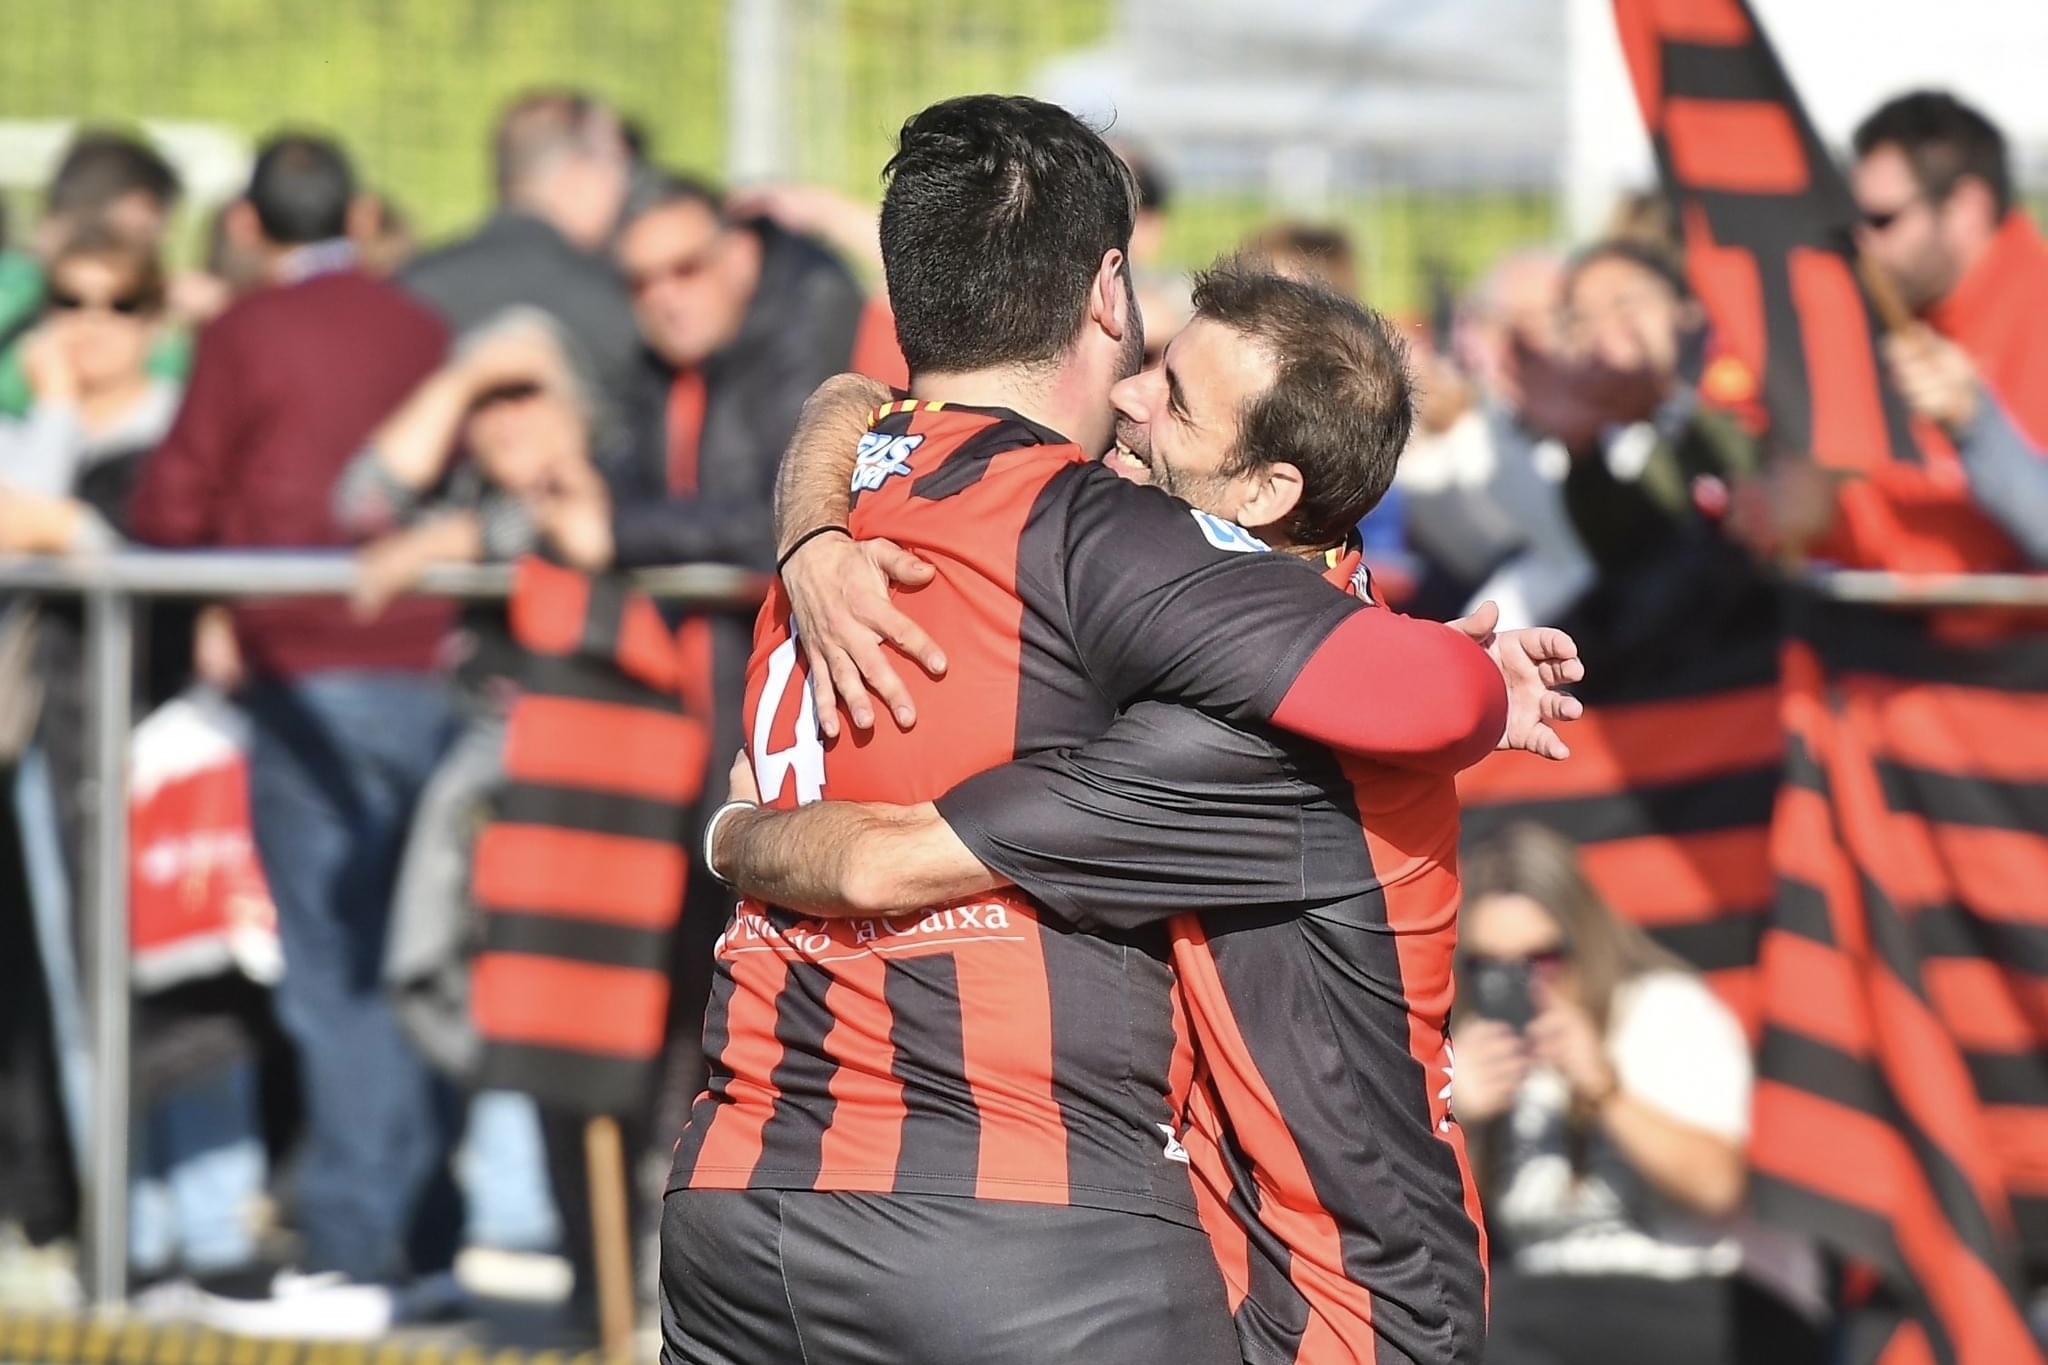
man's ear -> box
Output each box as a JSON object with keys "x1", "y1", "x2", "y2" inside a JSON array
[
  {"x1": 224, "y1": 198, "x2": 264, "y2": 253},
  {"x1": 1091, "y1": 249, "x2": 1131, "y2": 341},
  {"x1": 345, "y1": 193, "x2": 381, "y2": 247},
  {"x1": 1236, "y1": 461, "x2": 1304, "y2": 538},
  {"x1": 1946, "y1": 174, "x2": 2002, "y2": 242}
]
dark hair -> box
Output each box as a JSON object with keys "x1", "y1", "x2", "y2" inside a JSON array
[
  {"x1": 49, "y1": 221, "x2": 166, "y2": 314},
  {"x1": 246, "y1": 133, "x2": 355, "y2": 245},
  {"x1": 494, "y1": 90, "x2": 619, "y2": 201},
  {"x1": 1562, "y1": 237, "x2": 1692, "y2": 304},
  {"x1": 879, "y1": 94, "x2": 1137, "y2": 376},
  {"x1": 1192, "y1": 260, "x2": 1413, "y2": 548},
  {"x1": 47, "y1": 130, "x2": 181, "y2": 219},
  {"x1": 1853, "y1": 90, "x2": 2012, "y2": 219},
  {"x1": 621, "y1": 168, "x2": 726, "y2": 230}
]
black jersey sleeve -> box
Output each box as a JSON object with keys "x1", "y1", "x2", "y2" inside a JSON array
[
  {"x1": 1044, "y1": 465, "x2": 1362, "y2": 721},
  {"x1": 934, "y1": 701, "x2": 1369, "y2": 934}
]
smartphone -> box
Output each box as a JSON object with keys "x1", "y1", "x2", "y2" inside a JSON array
[{"x1": 1468, "y1": 958, "x2": 1535, "y2": 1033}]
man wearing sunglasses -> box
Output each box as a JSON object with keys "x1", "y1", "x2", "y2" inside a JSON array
[{"x1": 1848, "y1": 90, "x2": 2048, "y2": 566}]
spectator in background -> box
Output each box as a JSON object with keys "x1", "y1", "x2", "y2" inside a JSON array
[
  {"x1": 128, "y1": 133, "x2": 457, "y2": 1334},
  {"x1": 531, "y1": 169, "x2": 883, "y2": 1120},
  {"x1": 1514, "y1": 241, "x2": 1768, "y2": 687},
  {"x1": 0, "y1": 225, "x2": 272, "y2": 1299},
  {"x1": 0, "y1": 130, "x2": 187, "y2": 416},
  {"x1": 1452, "y1": 824, "x2": 1825, "y2": 1365},
  {"x1": 1849, "y1": 91, "x2": 2048, "y2": 565},
  {"x1": 334, "y1": 312, "x2": 612, "y2": 1274},
  {"x1": 0, "y1": 225, "x2": 181, "y2": 552},
  {"x1": 1397, "y1": 249, "x2": 1595, "y2": 628},
  {"x1": 401, "y1": 91, "x2": 645, "y2": 423}
]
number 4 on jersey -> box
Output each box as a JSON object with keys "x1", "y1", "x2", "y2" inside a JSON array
[{"x1": 750, "y1": 632, "x2": 827, "y2": 807}]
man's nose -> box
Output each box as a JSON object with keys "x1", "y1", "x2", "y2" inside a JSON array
[{"x1": 1110, "y1": 370, "x2": 1156, "y2": 420}]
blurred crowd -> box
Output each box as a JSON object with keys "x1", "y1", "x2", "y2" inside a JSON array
[{"x1": 0, "y1": 79, "x2": 2039, "y2": 1360}]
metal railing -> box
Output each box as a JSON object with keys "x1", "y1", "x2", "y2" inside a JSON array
[
  {"x1": 0, "y1": 551, "x2": 764, "y2": 1308},
  {"x1": 0, "y1": 550, "x2": 2038, "y2": 1309}
]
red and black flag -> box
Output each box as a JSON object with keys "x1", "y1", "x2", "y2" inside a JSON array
[
  {"x1": 1613, "y1": 3, "x2": 2048, "y2": 1362},
  {"x1": 469, "y1": 556, "x2": 708, "y2": 1116}
]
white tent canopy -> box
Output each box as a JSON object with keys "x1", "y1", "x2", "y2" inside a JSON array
[{"x1": 1037, "y1": 0, "x2": 2048, "y2": 233}]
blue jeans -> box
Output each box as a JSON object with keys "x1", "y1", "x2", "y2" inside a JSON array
[
  {"x1": 131, "y1": 1058, "x2": 265, "y2": 1276},
  {"x1": 243, "y1": 671, "x2": 459, "y2": 1283}
]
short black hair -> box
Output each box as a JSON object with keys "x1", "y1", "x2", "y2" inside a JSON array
[
  {"x1": 246, "y1": 133, "x2": 355, "y2": 245},
  {"x1": 879, "y1": 94, "x2": 1137, "y2": 376},
  {"x1": 621, "y1": 168, "x2": 725, "y2": 230},
  {"x1": 1194, "y1": 260, "x2": 1414, "y2": 549},
  {"x1": 1853, "y1": 90, "x2": 2012, "y2": 219},
  {"x1": 47, "y1": 130, "x2": 181, "y2": 219}
]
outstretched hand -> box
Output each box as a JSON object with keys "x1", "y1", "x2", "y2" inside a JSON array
[
  {"x1": 781, "y1": 531, "x2": 948, "y2": 737},
  {"x1": 1448, "y1": 600, "x2": 1585, "y2": 760}
]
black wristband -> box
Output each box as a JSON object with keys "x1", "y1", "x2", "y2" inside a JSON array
[{"x1": 776, "y1": 525, "x2": 852, "y2": 574}]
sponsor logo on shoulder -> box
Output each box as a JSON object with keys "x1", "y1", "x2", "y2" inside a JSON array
[
  {"x1": 851, "y1": 430, "x2": 924, "y2": 494},
  {"x1": 1189, "y1": 508, "x2": 1269, "y2": 554}
]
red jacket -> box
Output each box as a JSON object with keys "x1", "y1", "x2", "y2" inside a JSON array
[{"x1": 129, "y1": 269, "x2": 453, "y2": 677}]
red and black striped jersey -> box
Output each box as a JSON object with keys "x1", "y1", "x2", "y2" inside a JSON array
[
  {"x1": 936, "y1": 552, "x2": 1487, "y2": 1365},
  {"x1": 669, "y1": 402, "x2": 1394, "y2": 1222}
]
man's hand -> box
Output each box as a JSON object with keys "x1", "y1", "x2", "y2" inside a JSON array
[
  {"x1": 1884, "y1": 325, "x2": 1980, "y2": 434},
  {"x1": 352, "y1": 514, "x2": 482, "y2": 621},
  {"x1": 21, "y1": 329, "x2": 77, "y2": 408},
  {"x1": 532, "y1": 459, "x2": 615, "y2": 572},
  {"x1": 1724, "y1": 458, "x2": 1845, "y2": 563},
  {"x1": 0, "y1": 488, "x2": 85, "y2": 554},
  {"x1": 781, "y1": 531, "x2": 946, "y2": 737},
  {"x1": 1527, "y1": 985, "x2": 1618, "y2": 1109},
  {"x1": 192, "y1": 605, "x2": 244, "y2": 692},
  {"x1": 1449, "y1": 600, "x2": 1584, "y2": 760}
]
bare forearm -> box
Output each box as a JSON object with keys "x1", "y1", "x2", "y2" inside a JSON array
[
  {"x1": 1598, "y1": 1094, "x2": 1747, "y2": 1218},
  {"x1": 716, "y1": 800, "x2": 1005, "y2": 916},
  {"x1": 370, "y1": 368, "x2": 474, "y2": 489},
  {"x1": 773, "y1": 372, "x2": 892, "y2": 556}
]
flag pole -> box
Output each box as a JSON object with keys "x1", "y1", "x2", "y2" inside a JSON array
[
  {"x1": 585, "y1": 1114, "x2": 638, "y2": 1361},
  {"x1": 1855, "y1": 250, "x2": 1915, "y2": 335}
]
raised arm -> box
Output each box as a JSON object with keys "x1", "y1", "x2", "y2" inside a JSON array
[
  {"x1": 772, "y1": 372, "x2": 950, "y2": 736},
  {"x1": 1059, "y1": 473, "x2": 1509, "y2": 773}
]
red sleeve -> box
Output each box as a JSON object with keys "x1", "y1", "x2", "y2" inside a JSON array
[
  {"x1": 1269, "y1": 610, "x2": 1507, "y2": 773},
  {"x1": 128, "y1": 318, "x2": 241, "y2": 547}
]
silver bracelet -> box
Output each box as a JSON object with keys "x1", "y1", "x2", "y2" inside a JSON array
[{"x1": 702, "y1": 799, "x2": 760, "y2": 889}]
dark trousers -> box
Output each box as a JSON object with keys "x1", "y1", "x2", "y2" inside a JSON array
[
  {"x1": 1486, "y1": 1271, "x2": 1827, "y2": 1365},
  {"x1": 661, "y1": 1188, "x2": 1242, "y2": 1365},
  {"x1": 244, "y1": 671, "x2": 460, "y2": 1284}
]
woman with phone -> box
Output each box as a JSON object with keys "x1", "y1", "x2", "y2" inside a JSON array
[{"x1": 1451, "y1": 823, "x2": 1825, "y2": 1365}]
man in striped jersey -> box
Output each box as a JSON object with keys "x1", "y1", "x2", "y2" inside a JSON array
[{"x1": 700, "y1": 263, "x2": 1584, "y2": 1365}]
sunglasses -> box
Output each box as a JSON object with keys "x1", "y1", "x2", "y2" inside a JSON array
[
  {"x1": 48, "y1": 290, "x2": 152, "y2": 316},
  {"x1": 1859, "y1": 191, "x2": 1937, "y2": 233},
  {"x1": 627, "y1": 241, "x2": 725, "y2": 299}
]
